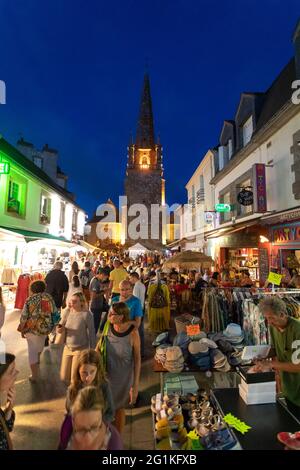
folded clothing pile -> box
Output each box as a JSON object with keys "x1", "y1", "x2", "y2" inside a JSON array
[{"x1": 188, "y1": 340, "x2": 211, "y2": 371}]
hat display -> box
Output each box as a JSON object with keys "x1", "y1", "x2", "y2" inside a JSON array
[
  {"x1": 164, "y1": 346, "x2": 185, "y2": 373},
  {"x1": 152, "y1": 331, "x2": 170, "y2": 347},
  {"x1": 188, "y1": 341, "x2": 209, "y2": 355},
  {"x1": 223, "y1": 323, "x2": 244, "y2": 339},
  {"x1": 200, "y1": 338, "x2": 218, "y2": 349}
]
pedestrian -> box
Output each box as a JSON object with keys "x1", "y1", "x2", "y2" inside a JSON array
[
  {"x1": 129, "y1": 273, "x2": 146, "y2": 357},
  {"x1": 0, "y1": 353, "x2": 19, "y2": 450},
  {"x1": 209, "y1": 272, "x2": 221, "y2": 287},
  {"x1": 109, "y1": 260, "x2": 128, "y2": 298},
  {"x1": 45, "y1": 261, "x2": 69, "y2": 310},
  {"x1": 89, "y1": 269, "x2": 110, "y2": 334},
  {"x1": 92, "y1": 261, "x2": 100, "y2": 276},
  {"x1": 60, "y1": 386, "x2": 123, "y2": 450},
  {"x1": 97, "y1": 302, "x2": 141, "y2": 434},
  {"x1": 68, "y1": 261, "x2": 80, "y2": 283},
  {"x1": 59, "y1": 292, "x2": 96, "y2": 384},
  {"x1": 17, "y1": 280, "x2": 59, "y2": 382},
  {"x1": 79, "y1": 261, "x2": 94, "y2": 303},
  {"x1": 147, "y1": 273, "x2": 170, "y2": 333},
  {"x1": 99, "y1": 259, "x2": 112, "y2": 277},
  {"x1": 0, "y1": 287, "x2": 5, "y2": 338},
  {"x1": 66, "y1": 275, "x2": 83, "y2": 305},
  {"x1": 258, "y1": 297, "x2": 300, "y2": 419},
  {"x1": 239, "y1": 270, "x2": 254, "y2": 288},
  {"x1": 65, "y1": 349, "x2": 114, "y2": 422},
  {"x1": 112, "y1": 280, "x2": 143, "y2": 329}
]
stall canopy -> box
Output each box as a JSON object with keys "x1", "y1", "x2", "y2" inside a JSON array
[
  {"x1": 163, "y1": 250, "x2": 214, "y2": 270},
  {"x1": 128, "y1": 243, "x2": 150, "y2": 255}
]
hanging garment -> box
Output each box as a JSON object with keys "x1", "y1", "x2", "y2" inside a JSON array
[
  {"x1": 1, "y1": 268, "x2": 17, "y2": 285},
  {"x1": 14, "y1": 274, "x2": 31, "y2": 309}
]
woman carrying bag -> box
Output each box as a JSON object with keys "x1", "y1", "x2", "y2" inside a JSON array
[{"x1": 59, "y1": 292, "x2": 96, "y2": 385}]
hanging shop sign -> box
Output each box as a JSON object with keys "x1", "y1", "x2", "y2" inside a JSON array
[
  {"x1": 204, "y1": 212, "x2": 215, "y2": 224},
  {"x1": 237, "y1": 188, "x2": 253, "y2": 206},
  {"x1": 271, "y1": 223, "x2": 300, "y2": 244},
  {"x1": 252, "y1": 164, "x2": 267, "y2": 213},
  {"x1": 215, "y1": 204, "x2": 231, "y2": 213},
  {"x1": 0, "y1": 162, "x2": 10, "y2": 174}
]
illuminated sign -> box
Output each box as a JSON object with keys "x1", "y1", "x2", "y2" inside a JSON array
[
  {"x1": 271, "y1": 223, "x2": 300, "y2": 244},
  {"x1": 215, "y1": 204, "x2": 231, "y2": 213},
  {"x1": 0, "y1": 162, "x2": 10, "y2": 174}
]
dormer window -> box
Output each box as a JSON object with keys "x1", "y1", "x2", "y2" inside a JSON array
[{"x1": 242, "y1": 116, "x2": 253, "y2": 146}]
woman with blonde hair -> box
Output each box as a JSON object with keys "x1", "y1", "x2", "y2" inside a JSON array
[
  {"x1": 97, "y1": 302, "x2": 140, "y2": 434},
  {"x1": 59, "y1": 386, "x2": 122, "y2": 450},
  {"x1": 66, "y1": 349, "x2": 114, "y2": 421},
  {"x1": 59, "y1": 293, "x2": 96, "y2": 384}
]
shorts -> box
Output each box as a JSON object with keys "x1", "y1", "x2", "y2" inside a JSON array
[{"x1": 26, "y1": 333, "x2": 47, "y2": 365}]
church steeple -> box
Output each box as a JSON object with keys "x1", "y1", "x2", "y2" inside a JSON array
[{"x1": 136, "y1": 74, "x2": 155, "y2": 148}]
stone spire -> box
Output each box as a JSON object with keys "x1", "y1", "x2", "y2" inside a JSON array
[{"x1": 136, "y1": 74, "x2": 155, "y2": 148}]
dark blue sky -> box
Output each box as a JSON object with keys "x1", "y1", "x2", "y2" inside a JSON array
[{"x1": 0, "y1": 0, "x2": 299, "y2": 218}]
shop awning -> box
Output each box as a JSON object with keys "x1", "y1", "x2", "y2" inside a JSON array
[
  {"x1": 0, "y1": 226, "x2": 70, "y2": 243},
  {"x1": 204, "y1": 219, "x2": 260, "y2": 239},
  {"x1": 0, "y1": 227, "x2": 26, "y2": 243}
]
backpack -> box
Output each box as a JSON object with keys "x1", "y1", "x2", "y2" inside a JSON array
[
  {"x1": 80, "y1": 269, "x2": 91, "y2": 288},
  {"x1": 150, "y1": 282, "x2": 168, "y2": 308}
]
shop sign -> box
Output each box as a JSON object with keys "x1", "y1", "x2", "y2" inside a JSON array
[
  {"x1": 237, "y1": 189, "x2": 253, "y2": 206},
  {"x1": 204, "y1": 212, "x2": 215, "y2": 224},
  {"x1": 279, "y1": 210, "x2": 300, "y2": 222},
  {"x1": 267, "y1": 272, "x2": 282, "y2": 286},
  {"x1": 215, "y1": 204, "x2": 231, "y2": 213},
  {"x1": 252, "y1": 164, "x2": 267, "y2": 213},
  {"x1": 271, "y1": 223, "x2": 300, "y2": 244},
  {"x1": 0, "y1": 162, "x2": 10, "y2": 174}
]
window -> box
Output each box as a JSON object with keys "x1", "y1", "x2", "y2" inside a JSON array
[
  {"x1": 59, "y1": 202, "x2": 65, "y2": 229},
  {"x1": 40, "y1": 193, "x2": 51, "y2": 225},
  {"x1": 72, "y1": 210, "x2": 77, "y2": 231},
  {"x1": 228, "y1": 139, "x2": 233, "y2": 159},
  {"x1": 242, "y1": 116, "x2": 253, "y2": 146},
  {"x1": 33, "y1": 156, "x2": 43, "y2": 169},
  {"x1": 6, "y1": 177, "x2": 27, "y2": 217},
  {"x1": 197, "y1": 175, "x2": 205, "y2": 203}
]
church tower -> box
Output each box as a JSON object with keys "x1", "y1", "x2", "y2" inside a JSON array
[{"x1": 124, "y1": 74, "x2": 166, "y2": 249}]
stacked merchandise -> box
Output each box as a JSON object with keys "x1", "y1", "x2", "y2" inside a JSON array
[
  {"x1": 153, "y1": 324, "x2": 244, "y2": 372},
  {"x1": 151, "y1": 391, "x2": 238, "y2": 450},
  {"x1": 237, "y1": 363, "x2": 276, "y2": 405}
]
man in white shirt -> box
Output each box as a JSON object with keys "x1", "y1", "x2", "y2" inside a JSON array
[
  {"x1": 129, "y1": 272, "x2": 146, "y2": 359},
  {"x1": 129, "y1": 272, "x2": 146, "y2": 309}
]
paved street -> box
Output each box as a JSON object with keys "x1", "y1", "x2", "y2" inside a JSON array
[{"x1": 1, "y1": 305, "x2": 158, "y2": 450}]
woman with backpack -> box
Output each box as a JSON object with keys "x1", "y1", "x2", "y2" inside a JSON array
[
  {"x1": 147, "y1": 272, "x2": 170, "y2": 333},
  {"x1": 17, "y1": 280, "x2": 59, "y2": 382},
  {"x1": 79, "y1": 261, "x2": 94, "y2": 303}
]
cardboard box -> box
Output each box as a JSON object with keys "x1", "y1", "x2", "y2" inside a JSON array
[{"x1": 239, "y1": 384, "x2": 276, "y2": 405}]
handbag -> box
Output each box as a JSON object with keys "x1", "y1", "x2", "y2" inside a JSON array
[
  {"x1": 0, "y1": 411, "x2": 13, "y2": 450},
  {"x1": 96, "y1": 320, "x2": 110, "y2": 370},
  {"x1": 54, "y1": 308, "x2": 70, "y2": 346}
]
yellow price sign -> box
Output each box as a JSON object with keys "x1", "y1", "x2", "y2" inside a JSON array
[
  {"x1": 267, "y1": 272, "x2": 282, "y2": 286},
  {"x1": 186, "y1": 324, "x2": 200, "y2": 336}
]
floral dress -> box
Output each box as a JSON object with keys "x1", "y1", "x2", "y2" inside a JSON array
[
  {"x1": 19, "y1": 293, "x2": 59, "y2": 336},
  {"x1": 0, "y1": 409, "x2": 15, "y2": 450}
]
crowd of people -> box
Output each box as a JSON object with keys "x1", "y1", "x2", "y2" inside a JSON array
[{"x1": 1, "y1": 251, "x2": 300, "y2": 450}]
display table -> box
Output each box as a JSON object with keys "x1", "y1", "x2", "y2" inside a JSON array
[{"x1": 211, "y1": 388, "x2": 300, "y2": 450}]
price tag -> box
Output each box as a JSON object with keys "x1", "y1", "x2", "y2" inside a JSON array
[
  {"x1": 186, "y1": 324, "x2": 200, "y2": 336},
  {"x1": 267, "y1": 272, "x2": 282, "y2": 286}
]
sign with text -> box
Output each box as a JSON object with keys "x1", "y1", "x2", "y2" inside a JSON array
[
  {"x1": 215, "y1": 203, "x2": 231, "y2": 213},
  {"x1": 237, "y1": 188, "x2": 253, "y2": 206},
  {"x1": 186, "y1": 324, "x2": 201, "y2": 336},
  {"x1": 0, "y1": 162, "x2": 10, "y2": 174},
  {"x1": 271, "y1": 223, "x2": 300, "y2": 244},
  {"x1": 204, "y1": 212, "x2": 215, "y2": 224},
  {"x1": 252, "y1": 164, "x2": 267, "y2": 213},
  {"x1": 267, "y1": 272, "x2": 282, "y2": 286}
]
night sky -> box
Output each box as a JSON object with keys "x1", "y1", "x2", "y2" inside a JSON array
[{"x1": 0, "y1": 0, "x2": 299, "y2": 218}]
